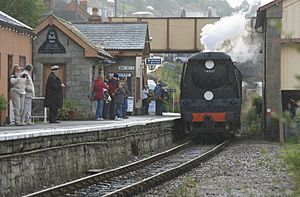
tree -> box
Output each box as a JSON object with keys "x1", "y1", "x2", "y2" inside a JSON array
[{"x1": 0, "y1": 0, "x2": 45, "y2": 28}]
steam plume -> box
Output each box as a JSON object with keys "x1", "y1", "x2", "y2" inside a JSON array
[{"x1": 200, "y1": 13, "x2": 261, "y2": 63}]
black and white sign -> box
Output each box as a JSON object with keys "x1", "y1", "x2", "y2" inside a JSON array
[
  {"x1": 145, "y1": 58, "x2": 162, "y2": 65},
  {"x1": 38, "y1": 27, "x2": 66, "y2": 54},
  {"x1": 109, "y1": 73, "x2": 132, "y2": 78},
  {"x1": 118, "y1": 66, "x2": 135, "y2": 70}
]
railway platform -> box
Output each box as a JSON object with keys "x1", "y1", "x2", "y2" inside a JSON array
[
  {"x1": 0, "y1": 113, "x2": 181, "y2": 197},
  {"x1": 0, "y1": 113, "x2": 180, "y2": 142}
]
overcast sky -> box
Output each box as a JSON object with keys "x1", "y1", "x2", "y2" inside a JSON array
[{"x1": 226, "y1": 0, "x2": 273, "y2": 7}]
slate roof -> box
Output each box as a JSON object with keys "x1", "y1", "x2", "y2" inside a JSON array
[
  {"x1": 53, "y1": 10, "x2": 89, "y2": 22},
  {"x1": 0, "y1": 11, "x2": 35, "y2": 36},
  {"x1": 0, "y1": 11, "x2": 32, "y2": 30},
  {"x1": 52, "y1": 15, "x2": 112, "y2": 58},
  {"x1": 73, "y1": 23, "x2": 148, "y2": 50}
]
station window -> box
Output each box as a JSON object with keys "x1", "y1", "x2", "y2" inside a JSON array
[{"x1": 8, "y1": 55, "x2": 13, "y2": 74}]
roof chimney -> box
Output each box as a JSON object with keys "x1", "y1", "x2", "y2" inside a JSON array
[
  {"x1": 80, "y1": 0, "x2": 87, "y2": 11},
  {"x1": 88, "y1": 7, "x2": 102, "y2": 23}
]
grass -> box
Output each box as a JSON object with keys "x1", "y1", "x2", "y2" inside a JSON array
[{"x1": 282, "y1": 142, "x2": 300, "y2": 196}]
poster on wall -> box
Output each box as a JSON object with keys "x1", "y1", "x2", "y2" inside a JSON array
[
  {"x1": 148, "y1": 100, "x2": 156, "y2": 114},
  {"x1": 127, "y1": 97, "x2": 134, "y2": 112}
]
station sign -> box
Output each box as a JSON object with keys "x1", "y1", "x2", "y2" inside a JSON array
[
  {"x1": 118, "y1": 66, "x2": 135, "y2": 70},
  {"x1": 145, "y1": 58, "x2": 162, "y2": 65}
]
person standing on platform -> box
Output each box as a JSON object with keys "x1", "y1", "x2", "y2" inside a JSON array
[
  {"x1": 93, "y1": 75, "x2": 108, "y2": 120},
  {"x1": 154, "y1": 81, "x2": 164, "y2": 116},
  {"x1": 45, "y1": 65, "x2": 65, "y2": 123},
  {"x1": 9, "y1": 64, "x2": 26, "y2": 126},
  {"x1": 21, "y1": 64, "x2": 35, "y2": 125},
  {"x1": 142, "y1": 86, "x2": 149, "y2": 115},
  {"x1": 114, "y1": 82, "x2": 125, "y2": 120},
  {"x1": 108, "y1": 73, "x2": 119, "y2": 120}
]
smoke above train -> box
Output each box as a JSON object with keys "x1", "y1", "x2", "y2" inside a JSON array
[{"x1": 200, "y1": 13, "x2": 261, "y2": 64}]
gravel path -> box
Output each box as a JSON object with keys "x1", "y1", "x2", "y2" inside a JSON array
[{"x1": 137, "y1": 141, "x2": 294, "y2": 197}]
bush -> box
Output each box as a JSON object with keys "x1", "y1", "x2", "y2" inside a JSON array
[
  {"x1": 0, "y1": 94, "x2": 7, "y2": 110},
  {"x1": 58, "y1": 99, "x2": 77, "y2": 120},
  {"x1": 241, "y1": 94, "x2": 262, "y2": 136}
]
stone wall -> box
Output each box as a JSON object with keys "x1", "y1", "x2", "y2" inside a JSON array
[
  {"x1": 33, "y1": 27, "x2": 98, "y2": 117},
  {"x1": 0, "y1": 121, "x2": 175, "y2": 197},
  {"x1": 265, "y1": 2, "x2": 282, "y2": 140}
]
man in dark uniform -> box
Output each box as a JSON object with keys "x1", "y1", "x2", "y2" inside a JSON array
[{"x1": 45, "y1": 65, "x2": 65, "y2": 123}]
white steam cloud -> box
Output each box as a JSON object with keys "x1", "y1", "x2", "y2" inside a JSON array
[
  {"x1": 227, "y1": 0, "x2": 272, "y2": 8},
  {"x1": 200, "y1": 13, "x2": 261, "y2": 63}
]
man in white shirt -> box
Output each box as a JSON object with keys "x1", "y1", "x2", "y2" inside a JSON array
[{"x1": 142, "y1": 86, "x2": 149, "y2": 115}]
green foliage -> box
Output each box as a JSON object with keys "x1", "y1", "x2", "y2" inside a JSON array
[
  {"x1": 241, "y1": 94, "x2": 262, "y2": 136},
  {"x1": 168, "y1": 176, "x2": 199, "y2": 197},
  {"x1": 0, "y1": 0, "x2": 46, "y2": 28},
  {"x1": 0, "y1": 94, "x2": 7, "y2": 110},
  {"x1": 283, "y1": 144, "x2": 300, "y2": 196},
  {"x1": 58, "y1": 99, "x2": 77, "y2": 120},
  {"x1": 154, "y1": 62, "x2": 183, "y2": 112}
]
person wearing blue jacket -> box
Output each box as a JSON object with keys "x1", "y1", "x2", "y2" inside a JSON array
[{"x1": 154, "y1": 81, "x2": 164, "y2": 116}]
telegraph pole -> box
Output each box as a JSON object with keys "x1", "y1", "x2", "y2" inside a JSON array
[{"x1": 114, "y1": 0, "x2": 117, "y2": 17}]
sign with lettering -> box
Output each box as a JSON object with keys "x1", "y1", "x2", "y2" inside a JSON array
[
  {"x1": 109, "y1": 73, "x2": 132, "y2": 78},
  {"x1": 38, "y1": 27, "x2": 66, "y2": 54},
  {"x1": 127, "y1": 97, "x2": 134, "y2": 112},
  {"x1": 145, "y1": 58, "x2": 162, "y2": 65},
  {"x1": 118, "y1": 66, "x2": 135, "y2": 70}
]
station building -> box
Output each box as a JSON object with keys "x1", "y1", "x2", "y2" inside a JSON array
[
  {"x1": 256, "y1": 0, "x2": 300, "y2": 141},
  {"x1": 0, "y1": 11, "x2": 35, "y2": 125},
  {"x1": 74, "y1": 21, "x2": 150, "y2": 114},
  {"x1": 33, "y1": 14, "x2": 150, "y2": 117}
]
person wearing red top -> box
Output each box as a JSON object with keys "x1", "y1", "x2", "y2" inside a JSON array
[{"x1": 93, "y1": 75, "x2": 108, "y2": 120}]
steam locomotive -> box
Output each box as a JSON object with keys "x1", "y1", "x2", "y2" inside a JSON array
[{"x1": 180, "y1": 52, "x2": 242, "y2": 141}]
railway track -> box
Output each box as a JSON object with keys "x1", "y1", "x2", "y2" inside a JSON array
[{"x1": 25, "y1": 140, "x2": 228, "y2": 197}]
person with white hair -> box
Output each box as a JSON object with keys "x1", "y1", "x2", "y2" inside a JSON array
[{"x1": 9, "y1": 64, "x2": 26, "y2": 126}]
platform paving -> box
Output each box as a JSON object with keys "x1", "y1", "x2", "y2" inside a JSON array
[{"x1": 0, "y1": 113, "x2": 180, "y2": 142}]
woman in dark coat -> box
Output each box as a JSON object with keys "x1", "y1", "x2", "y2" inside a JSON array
[{"x1": 45, "y1": 65, "x2": 65, "y2": 123}]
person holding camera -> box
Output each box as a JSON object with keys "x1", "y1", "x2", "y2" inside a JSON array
[
  {"x1": 9, "y1": 64, "x2": 26, "y2": 126},
  {"x1": 21, "y1": 64, "x2": 35, "y2": 125}
]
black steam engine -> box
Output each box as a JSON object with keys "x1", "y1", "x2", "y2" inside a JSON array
[{"x1": 180, "y1": 52, "x2": 242, "y2": 141}]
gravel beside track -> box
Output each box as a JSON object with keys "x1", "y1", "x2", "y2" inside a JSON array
[{"x1": 138, "y1": 141, "x2": 294, "y2": 197}]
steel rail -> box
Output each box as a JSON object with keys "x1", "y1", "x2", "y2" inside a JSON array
[
  {"x1": 24, "y1": 141, "x2": 191, "y2": 197},
  {"x1": 102, "y1": 140, "x2": 228, "y2": 197}
]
